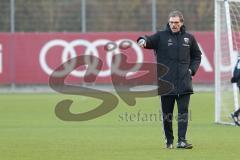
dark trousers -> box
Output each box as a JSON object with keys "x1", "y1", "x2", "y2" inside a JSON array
[
  {"x1": 234, "y1": 108, "x2": 240, "y2": 116},
  {"x1": 161, "y1": 94, "x2": 190, "y2": 144}
]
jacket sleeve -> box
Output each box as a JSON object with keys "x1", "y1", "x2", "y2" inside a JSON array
[
  {"x1": 137, "y1": 32, "x2": 160, "y2": 49},
  {"x1": 189, "y1": 36, "x2": 202, "y2": 76}
]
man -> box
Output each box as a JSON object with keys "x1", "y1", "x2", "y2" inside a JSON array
[
  {"x1": 230, "y1": 56, "x2": 240, "y2": 126},
  {"x1": 137, "y1": 10, "x2": 202, "y2": 149}
]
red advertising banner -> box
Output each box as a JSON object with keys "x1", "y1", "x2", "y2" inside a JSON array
[{"x1": 0, "y1": 32, "x2": 214, "y2": 85}]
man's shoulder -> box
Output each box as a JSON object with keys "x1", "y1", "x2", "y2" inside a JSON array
[
  {"x1": 183, "y1": 32, "x2": 195, "y2": 38},
  {"x1": 154, "y1": 30, "x2": 164, "y2": 34},
  {"x1": 182, "y1": 32, "x2": 197, "y2": 42},
  {"x1": 155, "y1": 30, "x2": 169, "y2": 36}
]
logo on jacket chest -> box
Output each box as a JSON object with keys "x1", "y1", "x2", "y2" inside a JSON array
[{"x1": 183, "y1": 37, "x2": 190, "y2": 47}]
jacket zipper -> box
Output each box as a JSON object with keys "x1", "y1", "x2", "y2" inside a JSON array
[{"x1": 176, "y1": 34, "x2": 180, "y2": 96}]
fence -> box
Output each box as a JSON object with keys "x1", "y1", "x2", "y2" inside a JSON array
[
  {"x1": 0, "y1": 0, "x2": 214, "y2": 32},
  {"x1": 0, "y1": 0, "x2": 215, "y2": 91}
]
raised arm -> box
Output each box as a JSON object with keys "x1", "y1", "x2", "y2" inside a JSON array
[{"x1": 137, "y1": 32, "x2": 160, "y2": 50}]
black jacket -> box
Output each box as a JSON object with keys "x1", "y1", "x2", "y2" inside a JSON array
[
  {"x1": 138, "y1": 24, "x2": 202, "y2": 95},
  {"x1": 231, "y1": 57, "x2": 240, "y2": 87}
]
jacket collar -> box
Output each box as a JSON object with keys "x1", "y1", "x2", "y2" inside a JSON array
[{"x1": 165, "y1": 23, "x2": 186, "y2": 35}]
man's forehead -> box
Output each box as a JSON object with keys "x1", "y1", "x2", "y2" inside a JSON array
[{"x1": 169, "y1": 16, "x2": 181, "y2": 21}]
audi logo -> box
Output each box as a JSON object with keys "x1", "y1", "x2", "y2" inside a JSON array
[{"x1": 39, "y1": 39, "x2": 144, "y2": 77}]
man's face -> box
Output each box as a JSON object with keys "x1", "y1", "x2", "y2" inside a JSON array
[{"x1": 169, "y1": 16, "x2": 183, "y2": 33}]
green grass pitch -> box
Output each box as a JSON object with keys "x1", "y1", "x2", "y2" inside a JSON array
[{"x1": 0, "y1": 92, "x2": 239, "y2": 160}]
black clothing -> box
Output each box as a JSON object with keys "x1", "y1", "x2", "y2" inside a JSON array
[
  {"x1": 231, "y1": 57, "x2": 240, "y2": 118},
  {"x1": 137, "y1": 24, "x2": 201, "y2": 144},
  {"x1": 231, "y1": 57, "x2": 240, "y2": 86},
  {"x1": 234, "y1": 108, "x2": 240, "y2": 116},
  {"x1": 138, "y1": 24, "x2": 202, "y2": 95},
  {"x1": 161, "y1": 94, "x2": 190, "y2": 143}
]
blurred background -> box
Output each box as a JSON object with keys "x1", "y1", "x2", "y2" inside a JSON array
[
  {"x1": 0, "y1": 0, "x2": 215, "y2": 91},
  {"x1": 0, "y1": 0, "x2": 214, "y2": 32}
]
